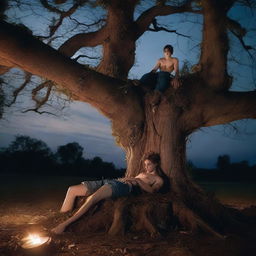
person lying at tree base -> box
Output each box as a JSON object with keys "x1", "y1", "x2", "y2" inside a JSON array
[
  {"x1": 51, "y1": 152, "x2": 167, "y2": 235},
  {"x1": 133, "y1": 44, "x2": 181, "y2": 112}
]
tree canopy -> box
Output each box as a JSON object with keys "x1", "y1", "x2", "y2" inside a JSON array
[{"x1": 56, "y1": 142, "x2": 83, "y2": 164}]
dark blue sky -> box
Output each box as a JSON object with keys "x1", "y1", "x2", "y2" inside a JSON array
[{"x1": 0, "y1": 1, "x2": 255, "y2": 168}]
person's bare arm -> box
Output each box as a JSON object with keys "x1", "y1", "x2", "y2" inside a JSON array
[
  {"x1": 151, "y1": 59, "x2": 161, "y2": 73},
  {"x1": 135, "y1": 178, "x2": 154, "y2": 193},
  {"x1": 171, "y1": 58, "x2": 181, "y2": 89},
  {"x1": 173, "y1": 58, "x2": 179, "y2": 78},
  {"x1": 151, "y1": 178, "x2": 164, "y2": 192},
  {"x1": 118, "y1": 177, "x2": 139, "y2": 186},
  {"x1": 136, "y1": 178, "x2": 163, "y2": 193}
]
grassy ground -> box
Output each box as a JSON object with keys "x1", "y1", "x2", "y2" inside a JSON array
[
  {"x1": 0, "y1": 175, "x2": 256, "y2": 256},
  {"x1": 200, "y1": 182, "x2": 256, "y2": 208}
]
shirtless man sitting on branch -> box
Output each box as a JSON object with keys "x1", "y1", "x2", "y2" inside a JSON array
[
  {"x1": 136, "y1": 45, "x2": 181, "y2": 89},
  {"x1": 134, "y1": 45, "x2": 181, "y2": 111}
]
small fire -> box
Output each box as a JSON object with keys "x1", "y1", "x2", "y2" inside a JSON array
[{"x1": 21, "y1": 233, "x2": 51, "y2": 249}]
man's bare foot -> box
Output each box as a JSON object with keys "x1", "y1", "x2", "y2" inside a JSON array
[{"x1": 51, "y1": 223, "x2": 67, "y2": 235}]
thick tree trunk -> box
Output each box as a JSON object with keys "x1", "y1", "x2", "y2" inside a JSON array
[
  {"x1": 66, "y1": 91, "x2": 242, "y2": 238},
  {"x1": 96, "y1": 0, "x2": 136, "y2": 79},
  {"x1": 199, "y1": 0, "x2": 234, "y2": 90}
]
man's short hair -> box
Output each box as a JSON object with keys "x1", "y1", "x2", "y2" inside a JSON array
[
  {"x1": 143, "y1": 151, "x2": 161, "y2": 165},
  {"x1": 163, "y1": 44, "x2": 173, "y2": 54}
]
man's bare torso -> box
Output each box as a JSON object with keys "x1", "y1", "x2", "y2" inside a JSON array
[
  {"x1": 158, "y1": 57, "x2": 177, "y2": 73},
  {"x1": 135, "y1": 172, "x2": 159, "y2": 186},
  {"x1": 118, "y1": 172, "x2": 162, "y2": 188}
]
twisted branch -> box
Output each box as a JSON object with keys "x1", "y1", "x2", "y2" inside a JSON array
[
  {"x1": 135, "y1": 0, "x2": 199, "y2": 38},
  {"x1": 74, "y1": 54, "x2": 100, "y2": 61},
  {"x1": 39, "y1": 0, "x2": 83, "y2": 38},
  {"x1": 227, "y1": 17, "x2": 255, "y2": 58},
  {"x1": 6, "y1": 72, "x2": 32, "y2": 107},
  {"x1": 58, "y1": 27, "x2": 108, "y2": 57},
  {"x1": 148, "y1": 18, "x2": 191, "y2": 38},
  {"x1": 30, "y1": 80, "x2": 54, "y2": 111}
]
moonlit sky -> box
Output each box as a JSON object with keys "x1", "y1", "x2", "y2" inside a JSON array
[{"x1": 0, "y1": 1, "x2": 256, "y2": 168}]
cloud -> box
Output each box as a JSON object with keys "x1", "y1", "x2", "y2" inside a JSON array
[{"x1": 0, "y1": 101, "x2": 126, "y2": 168}]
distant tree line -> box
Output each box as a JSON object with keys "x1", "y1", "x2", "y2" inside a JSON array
[
  {"x1": 188, "y1": 155, "x2": 256, "y2": 182},
  {"x1": 0, "y1": 135, "x2": 125, "y2": 178},
  {"x1": 1, "y1": 135, "x2": 255, "y2": 182}
]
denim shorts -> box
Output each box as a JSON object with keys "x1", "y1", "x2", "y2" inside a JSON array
[
  {"x1": 81, "y1": 179, "x2": 132, "y2": 199},
  {"x1": 140, "y1": 71, "x2": 174, "y2": 92}
]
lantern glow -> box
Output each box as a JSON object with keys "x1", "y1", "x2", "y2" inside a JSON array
[{"x1": 21, "y1": 233, "x2": 51, "y2": 249}]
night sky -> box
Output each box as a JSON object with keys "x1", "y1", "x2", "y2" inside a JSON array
[{"x1": 0, "y1": 1, "x2": 256, "y2": 168}]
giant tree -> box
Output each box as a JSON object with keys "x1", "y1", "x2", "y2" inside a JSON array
[{"x1": 0, "y1": 0, "x2": 255, "y2": 237}]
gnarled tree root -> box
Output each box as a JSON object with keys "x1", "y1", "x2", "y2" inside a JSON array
[
  {"x1": 67, "y1": 191, "x2": 245, "y2": 238},
  {"x1": 69, "y1": 193, "x2": 172, "y2": 237}
]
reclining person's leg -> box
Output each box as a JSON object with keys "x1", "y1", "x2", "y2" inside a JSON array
[
  {"x1": 51, "y1": 184, "x2": 113, "y2": 234},
  {"x1": 60, "y1": 184, "x2": 90, "y2": 213}
]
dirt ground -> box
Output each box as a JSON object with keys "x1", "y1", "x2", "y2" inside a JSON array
[{"x1": 1, "y1": 178, "x2": 256, "y2": 256}]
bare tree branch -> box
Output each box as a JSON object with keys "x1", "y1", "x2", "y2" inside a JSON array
[
  {"x1": 39, "y1": 0, "x2": 84, "y2": 38},
  {"x1": 40, "y1": 0, "x2": 63, "y2": 14},
  {"x1": 74, "y1": 54, "x2": 100, "y2": 61},
  {"x1": 58, "y1": 27, "x2": 108, "y2": 57},
  {"x1": 22, "y1": 108, "x2": 58, "y2": 115},
  {"x1": 69, "y1": 17, "x2": 106, "y2": 28},
  {"x1": 6, "y1": 72, "x2": 32, "y2": 107},
  {"x1": 227, "y1": 17, "x2": 255, "y2": 58},
  {"x1": 135, "y1": 0, "x2": 200, "y2": 38},
  {"x1": 31, "y1": 80, "x2": 53, "y2": 110},
  {"x1": 148, "y1": 18, "x2": 191, "y2": 38},
  {"x1": 0, "y1": 65, "x2": 11, "y2": 75},
  {"x1": 203, "y1": 91, "x2": 256, "y2": 127},
  {"x1": 0, "y1": 20, "x2": 144, "y2": 129},
  {"x1": 0, "y1": 57, "x2": 13, "y2": 74}
]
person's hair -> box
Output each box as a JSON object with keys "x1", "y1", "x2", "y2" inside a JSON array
[
  {"x1": 143, "y1": 152, "x2": 170, "y2": 193},
  {"x1": 163, "y1": 44, "x2": 173, "y2": 54}
]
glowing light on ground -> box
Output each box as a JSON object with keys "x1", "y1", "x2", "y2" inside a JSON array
[{"x1": 21, "y1": 233, "x2": 51, "y2": 249}]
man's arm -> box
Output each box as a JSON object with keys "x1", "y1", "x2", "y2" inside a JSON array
[
  {"x1": 151, "y1": 59, "x2": 161, "y2": 73},
  {"x1": 173, "y1": 58, "x2": 179, "y2": 78},
  {"x1": 151, "y1": 178, "x2": 164, "y2": 192},
  {"x1": 171, "y1": 58, "x2": 181, "y2": 89},
  {"x1": 135, "y1": 178, "x2": 154, "y2": 193},
  {"x1": 135, "y1": 177, "x2": 163, "y2": 193}
]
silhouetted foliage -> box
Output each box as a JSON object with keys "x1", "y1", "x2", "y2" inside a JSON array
[
  {"x1": 216, "y1": 154, "x2": 231, "y2": 170},
  {"x1": 0, "y1": 135, "x2": 54, "y2": 174},
  {"x1": 8, "y1": 135, "x2": 51, "y2": 155},
  {"x1": 1, "y1": 135, "x2": 254, "y2": 181},
  {"x1": 0, "y1": 135, "x2": 124, "y2": 178},
  {"x1": 189, "y1": 154, "x2": 256, "y2": 182},
  {"x1": 56, "y1": 142, "x2": 83, "y2": 165}
]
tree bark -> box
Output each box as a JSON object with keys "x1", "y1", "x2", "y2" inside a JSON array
[
  {"x1": 199, "y1": 0, "x2": 234, "y2": 90},
  {"x1": 96, "y1": 0, "x2": 137, "y2": 79},
  {"x1": 65, "y1": 92, "x2": 241, "y2": 238},
  {"x1": 58, "y1": 27, "x2": 108, "y2": 57}
]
